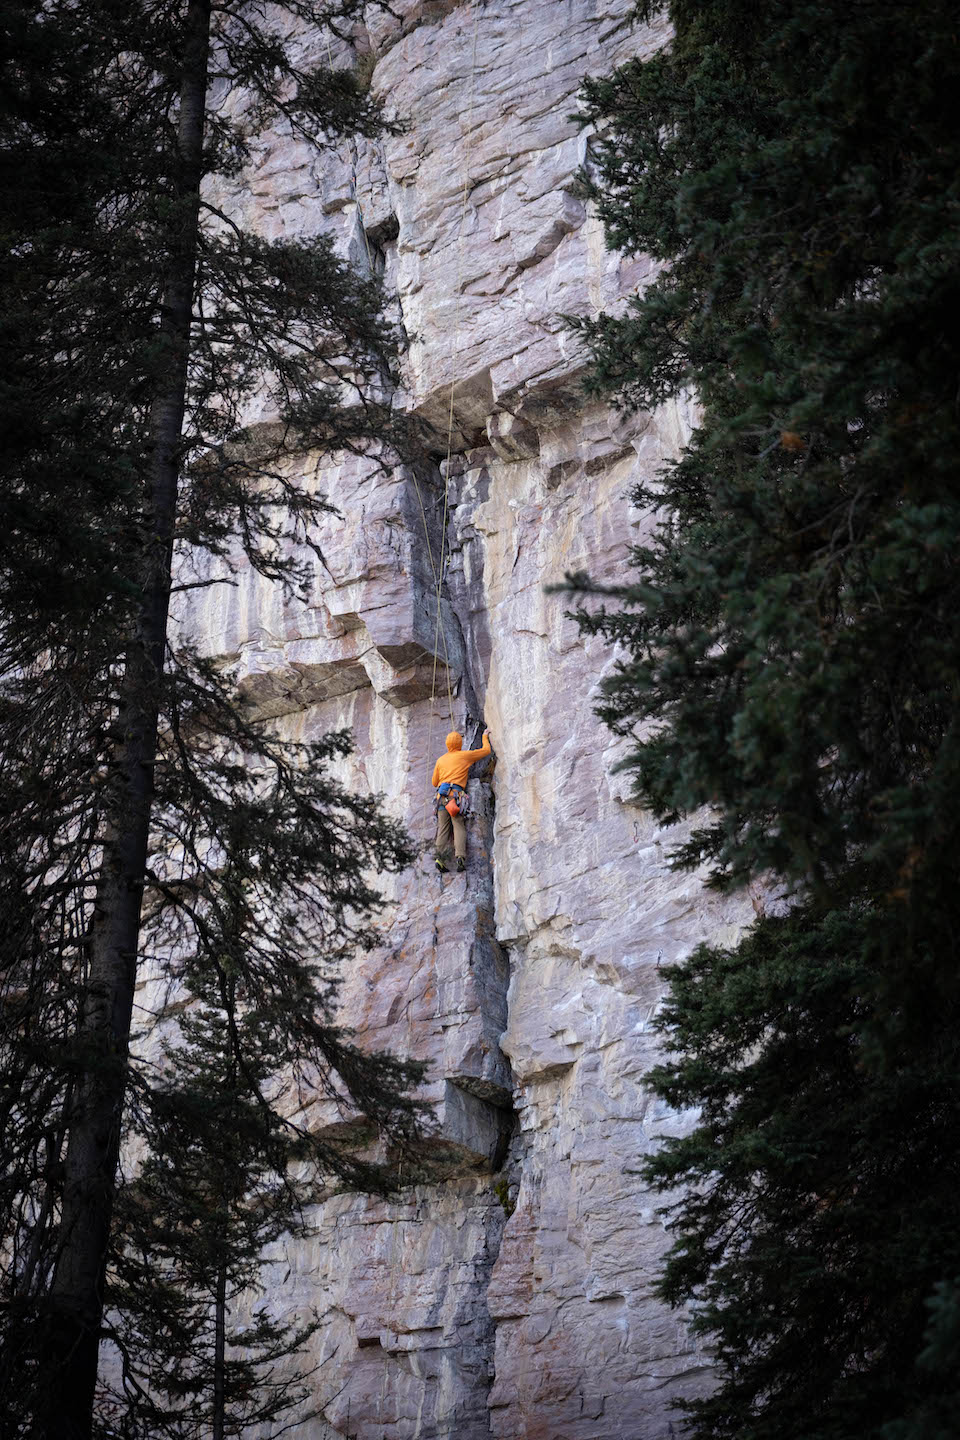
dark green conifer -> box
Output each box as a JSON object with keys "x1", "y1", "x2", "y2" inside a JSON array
[
  {"x1": 572, "y1": 3, "x2": 960, "y2": 1436},
  {"x1": 0, "y1": 3, "x2": 425, "y2": 1436},
  {"x1": 103, "y1": 816, "x2": 415, "y2": 1439}
]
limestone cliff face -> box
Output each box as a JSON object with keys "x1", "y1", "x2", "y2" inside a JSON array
[{"x1": 175, "y1": 2, "x2": 754, "y2": 1435}]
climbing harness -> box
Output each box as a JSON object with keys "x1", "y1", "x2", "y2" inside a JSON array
[{"x1": 434, "y1": 781, "x2": 469, "y2": 818}]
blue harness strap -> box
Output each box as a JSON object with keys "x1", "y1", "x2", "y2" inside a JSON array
[{"x1": 434, "y1": 781, "x2": 468, "y2": 815}]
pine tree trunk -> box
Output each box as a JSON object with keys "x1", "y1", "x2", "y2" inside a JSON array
[
  {"x1": 212, "y1": 1252, "x2": 228, "y2": 1440},
  {"x1": 42, "y1": 5, "x2": 212, "y2": 1434},
  {"x1": 213, "y1": 990, "x2": 237, "y2": 1440}
]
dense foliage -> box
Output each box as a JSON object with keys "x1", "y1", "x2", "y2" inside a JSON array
[
  {"x1": 0, "y1": 3, "x2": 425, "y2": 1436},
  {"x1": 574, "y1": 3, "x2": 960, "y2": 1436}
]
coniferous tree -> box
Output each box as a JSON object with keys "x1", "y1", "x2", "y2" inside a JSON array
[
  {"x1": 91, "y1": 733, "x2": 425, "y2": 1439},
  {"x1": 108, "y1": 993, "x2": 322, "y2": 1440},
  {"x1": 571, "y1": 3, "x2": 960, "y2": 1437},
  {"x1": 0, "y1": 3, "x2": 427, "y2": 1436},
  {"x1": 102, "y1": 823, "x2": 358, "y2": 1439}
]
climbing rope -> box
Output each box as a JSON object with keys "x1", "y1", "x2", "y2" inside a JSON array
[
  {"x1": 430, "y1": 0, "x2": 482, "y2": 728},
  {"x1": 418, "y1": 0, "x2": 483, "y2": 858},
  {"x1": 331, "y1": 8, "x2": 482, "y2": 872},
  {"x1": 323, "y1": 17, "x2": 484, "y2": 1421},
  {"x1": 315, "y1": 24, "x2": 484, "y2": 1426}
]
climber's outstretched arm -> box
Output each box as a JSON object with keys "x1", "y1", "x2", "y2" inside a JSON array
[{"x1": 462, "y1": 729, "x2": 492, "y2": 763}]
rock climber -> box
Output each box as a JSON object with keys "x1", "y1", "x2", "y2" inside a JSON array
[{"x1": 431, "y1": 728, "x2": 491, "y2": 873}]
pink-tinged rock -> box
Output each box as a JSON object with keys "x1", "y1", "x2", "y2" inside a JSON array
[{"x1": 143, "y1": 3, "x2": 762, "y2": 1437}]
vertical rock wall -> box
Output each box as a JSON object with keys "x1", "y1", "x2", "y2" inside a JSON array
[{"x1": 177, "y1": 2, "x2": 756, "y2": 1435}]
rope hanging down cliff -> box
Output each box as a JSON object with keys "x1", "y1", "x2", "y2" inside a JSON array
[
  {"x1": 337, "y1": 9, "x2": 485, "y2": 889},
  {"x1": 327, "y1": 14, "x2": 479, "y2": 733},
  {"x1": 428, "y1": 1, "x2": 482, "y2": 726},
  {"x1": 409, "y1": 1, "x2": 483, "y2": 891}
]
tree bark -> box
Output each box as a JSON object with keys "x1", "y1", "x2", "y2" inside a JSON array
[
  {"x1": 212, "y1": 1252, "x2": 227, "y2": 1440},
  {"x1": 212, "y1": 1019, "x2": 235, "y2": 1440},
  {"x1": 42, "y1": 5, "x2": 212, "y2": 1434}
]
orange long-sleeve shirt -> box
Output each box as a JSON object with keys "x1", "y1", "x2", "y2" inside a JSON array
[{"x1": 431, "y1": 731, "x2": 491, "y2": 790}]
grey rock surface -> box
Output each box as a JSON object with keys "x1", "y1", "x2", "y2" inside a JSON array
[{"x1": 158, "y1": 2, "x2": 758, "y2": 1435}]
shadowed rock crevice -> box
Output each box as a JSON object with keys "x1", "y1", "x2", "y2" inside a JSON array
[{"x1": 157, "y1": 4, "x2": 760, "y2": 1435}]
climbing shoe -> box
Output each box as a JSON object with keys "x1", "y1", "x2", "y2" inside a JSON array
[
  {"x1": 435, "y1": 856, "x2": 447, "y2": 873},
  {"x1": 456, "y1": 857, "x2": 466, "y2": 872}
]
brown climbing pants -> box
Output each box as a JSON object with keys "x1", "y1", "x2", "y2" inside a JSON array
[{"x1": 435, "y1": 806, "x2": 467, "y2": 862}]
